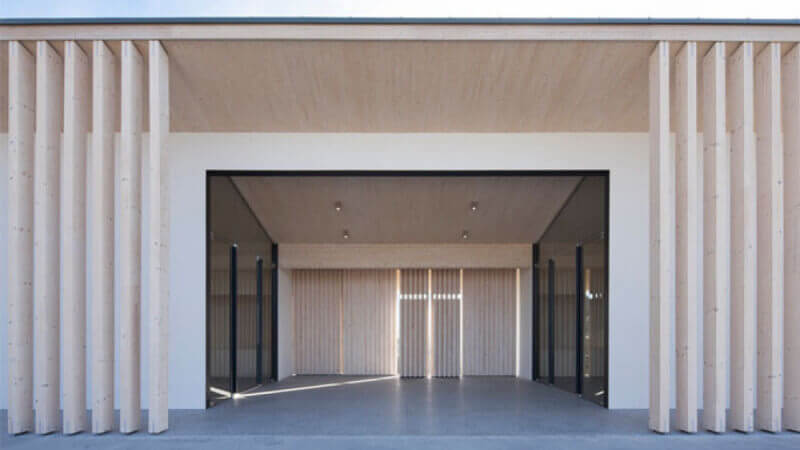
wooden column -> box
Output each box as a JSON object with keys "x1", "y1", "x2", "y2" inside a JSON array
[
  {"x1": 33, "y1": 40, "x2": 63, "y2": 435},
  {"x1": 119, "y1": 40, "x2": 144, "y2": 434},
  {"x1": 782, "y1": 43, "x2": 800, "y2": 433},
  {"x1": 755, "y1": 42, "x2": 784, "y2": 433},
  {"x1": 60, "y1": 40, "x2": 90, "y2": 435},
  {"x1": 649, "y1": 41, "x2": 673, "y2": 434},
  {"x1": 147, "y1": 40, "x2": 170, "y2": 434},
  {"x1": 728, "y1": 42, "x2": 756, "y2": 433},
  {"x1": 701, "y1": 42, "x2": 729, "y2": 434},
  {"x1": 7, "y1": 40, "x2": 35, "y2": 435},
  {"x1": 674, "y1": 41, "x2": 699, "y2": 434},
  {"x1": 89, "y1": 40, "x2": 117, "y2": 434}
]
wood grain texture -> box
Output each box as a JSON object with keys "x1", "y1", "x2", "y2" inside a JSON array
[
  {"x1": 89, "y1": 39, "x2": 117, "y2": 435},
  {"x1": 400, "y1": 269, "x2": 429, "y2": 378},
  {"x1": 232, "y1": 176, "x2": 580, "y2": 244},
  {"x1": 33, "y1": 40, "x2": 62, "y2": 435},
  {"x1": 701, "y1": 42, "x2": 729, "y2": 434},
  {"x1": 7, "y1": 40, "x2": 35, "y2": 435},
  {"x1": 674, "y1": 41, "x2": 699, "y2": 434},
  {"x1": 431, "y1": 269, "x2": 461, "y2": 378},
  {"x1": 342, "y1": 270, "x2": 397, "y2": 375},
  {"x1": 783, "y1": 43, "x2": 800, "y2": 433},
  {"x1": 292, "y1": 270, "x2": 343, "y2": 374},
  {"x1": 462, "y1": 269, "x2": 516, "y2": 376},
  {"x1": 60, "y1": 40, "x2": 90, "y2": 435},
  {"x1": 755, "y1": 42, "x2": 784, "y2": 433},
  {"x1": 168, "y1": 41, "x2": 652, "y2": 132},
  {"x1": 119, "y1": 40, "x2": 144, "y2": 434},
  {"x1": 649, "y1": 41, "x2": 672, "y2": 435},
  {"x1": 147, "y1": 40, "x2": 170, "y2": 434},
  {"x1": 728, "y1": 42, "x2": 756, "y2": 434}
]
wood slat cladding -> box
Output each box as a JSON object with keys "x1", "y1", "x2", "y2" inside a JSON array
[
  {"x1": 342, "y1": 270, "x2": 397, "y2": 375},
  {"x1": 293, "y1": 269, "x2": 397, "y2": 375},
  {"x1": 292, "y1": 270, "x2": 343, "y2": 374},
  {"x1": 463, "y1": 269, "x2": 516, "y2": 376},
  {"x1": 431, "y1": 269, "x2": 461, "y2": 378},
  {"x1": 400, "y1": 269, "x2": 429, "y2": 378}
]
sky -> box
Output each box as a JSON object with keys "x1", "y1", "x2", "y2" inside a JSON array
[{"x1": 2, "y1": 0, "x2": 799, "y2": 20}]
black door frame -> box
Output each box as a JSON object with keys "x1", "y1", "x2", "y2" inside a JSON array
[{"x1": 206, "y1": 170, "x2": 609, "y2": 407}]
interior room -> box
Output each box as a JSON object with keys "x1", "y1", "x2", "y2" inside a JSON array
[{"x1": 205, "y1": 172, "x2": 609, "y2": 417}]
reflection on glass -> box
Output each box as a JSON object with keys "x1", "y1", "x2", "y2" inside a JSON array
[
  {"x1": 207, "y1": 176, "x2": 273, "y2": 406},
  {"x1": 536, "y1": 175, "x2": 607, "y2": 407}
]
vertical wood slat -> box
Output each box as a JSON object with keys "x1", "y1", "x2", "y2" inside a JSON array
[
  {"x1": 33, "y1": 40, "x2": 63, "y2": 435},
  {"x1": 755, "y1": 42, "x2": 784, "y2": 433},
  {"x1": 342, "y1": 270, "x2": 396, "y2": 375},
  {"x1": 784, "y1": 43, "x2": 800, "y2": 433},
  {"x1": 675, "y1": 41, "x2": 699, "y2": 434},
  {"x1": 462, "y1": 269, "x2": 515, "y2": 376},
  {"x1": 60, "y1": 40, "x2": 90, "y2": 435},
  {"x1": 702, "y1": 41, "x2": 730, "y2": 434},
  {"x1": 431, "y1": 269, "x2": 460, "y2": 377},
  {"x1": 89, "y1": 39, "x2": 117, "y2": 435},
  {"x1": 728, "y1": 41, "x2": 757, "y2": 433},
  {"x1": 649, "y1": 40, "x2": 672, "y2": 434},
  {"x1": 400, "y1": 269, "x2": 428, "y2": 377},
  {"x1": 292, "y1": 270, "x2": 342, "y2": 374},
  {"x1": 147, "y1": 40, "x2": 170, "y2": 434},
  {"x1": 7, "y1": 40, "x2": 36, "y2": 435},
  {"x1": 119, "y1": 40, "x2": 144, "y2": 434}
]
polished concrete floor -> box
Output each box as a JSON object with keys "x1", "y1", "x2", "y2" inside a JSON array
[{"x1": 3, "y1": 376, "x2": 799, "y2": 449}]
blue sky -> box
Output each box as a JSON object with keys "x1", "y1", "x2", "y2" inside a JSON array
[{"x1": 2, "y1": 0, "x2": 799, "y2": 20}]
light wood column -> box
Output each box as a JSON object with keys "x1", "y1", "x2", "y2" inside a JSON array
[
  {"x1": 147, "y1": 40, "x2": 170, "y2": 434},
  {"x1": 674, "y1": 41, "x2": 699, "y2": 434},
  {"x1": 119, "y1": 40, "x2": 144, "y2": 434},
  {"x1": 755, "y1": 42, "x2": 784, "y2": 433},
  {"x1": 7, "y1": 40, "x2": 36, "y2": 435},
  {"x1": 33, "y1": 40, "x2": 63, "y2": 435},
  {"x1": 89, "y1": 39, "x2": 117, "y2": 435},
  {"x1": 649, "y1": 41, "x2": 673, "y2": 434},
  {"x1": 728, "y1": 42, "x2": 756, "y2": 433},
  {"x1": 701, "y1": 42, "x2": 729, "y2": 434},
  {"x1": 60, "y1": 40, "x2": 90, "y2": 435},
  {"x1": 782, "y1": 43, "x2": 800, "y2": 433}
]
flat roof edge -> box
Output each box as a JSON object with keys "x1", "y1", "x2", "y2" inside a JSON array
[{"x1": 2, "y1": 16, "x2": 800, "y2": 26}]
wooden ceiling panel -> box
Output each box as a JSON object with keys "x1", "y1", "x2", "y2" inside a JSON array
[
  {"x1": 230, "y1": 175, "x2": 582, "y2": 244},
  {"x1": 166, "y1": 40, "x2": 653, "y2": 132}
]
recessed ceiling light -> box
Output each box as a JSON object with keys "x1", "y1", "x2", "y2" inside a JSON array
[
  {"x1": 470, "y1": 201, "x2": 478, "y2": 212},
  {"x1": 462, "y1": 230, "x2": 469, "y2": 240},
  {"x1": 334, "y1": 201, "x2": 343, "y2": 212},
  {"x1": 343, "y1": 230, "x2": 350, "y2": 240}
]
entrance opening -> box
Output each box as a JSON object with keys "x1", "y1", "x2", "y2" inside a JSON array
[{"x1": 205, "y1": 171, "x2": 608, "y2": 410}]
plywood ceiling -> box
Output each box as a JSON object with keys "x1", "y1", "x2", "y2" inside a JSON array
[
  {"x1": 230, "y1": 175, "x2": 582, "y2": 244},
  {"x1": 166, "y1": 40, "x2": 653, "y2": 132},
  {"x1": 2, "y1": 40, "x2": 786, "y2": 133}
]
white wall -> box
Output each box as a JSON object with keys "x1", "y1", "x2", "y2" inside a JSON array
[{"x1": 0, "y1": 132, "x2": 650, "y2": 409}]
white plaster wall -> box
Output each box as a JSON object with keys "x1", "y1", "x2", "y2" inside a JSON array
[{"x1": 0, "y1": 132, "x2": 650, "y2": 410}]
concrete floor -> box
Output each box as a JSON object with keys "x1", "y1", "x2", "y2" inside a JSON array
[{"x1": 3, "y1": 376, "x2": 799, "y2": 449}]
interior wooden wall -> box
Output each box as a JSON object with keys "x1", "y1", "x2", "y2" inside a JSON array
[
  {"x1": 431, "y1": 269, "x2": 461, "y2": 378},
  {"x1": 462, "y1": 269, "x2": 517, "y2": 375},
  {"x1": 399, "y1": 269, "x2": 429, "y2": 377}
]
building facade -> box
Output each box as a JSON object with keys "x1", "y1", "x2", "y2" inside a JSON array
[{"x1": 1, "y1": 18, "x2": 799, "y2": 437}]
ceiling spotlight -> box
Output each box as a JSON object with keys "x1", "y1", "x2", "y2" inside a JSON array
[
  {"x1": 461, "y1": 230, "x2": 470, "y2": 240},
  {"x1": 334, "y1": 201, "x2": 343, "y2": 212},
  {"x1": 343, "y1": 230, "x2": 350, "y2": 240},
  {"x1": 470, "y1": 201, "x2": 479, "y2": 212}
]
